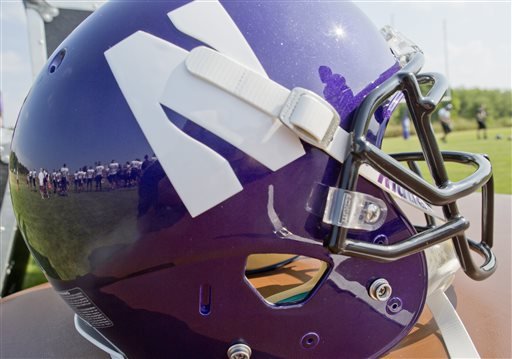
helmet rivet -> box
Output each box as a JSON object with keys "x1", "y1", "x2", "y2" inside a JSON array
[
  {"x1": 369, "y1": 278, "x2": 392, "y2": 301},
  {"x1": 227, "y1": 343, "x2": 252, "y2": 359},
  {"x1": 364, "y1": 203, "x2": 381, "y2": 224},
  {"x1": 301, "y1": 332, "x2": 320, "y2": 349}
]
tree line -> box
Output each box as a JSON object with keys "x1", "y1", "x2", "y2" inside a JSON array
[
  {"x1": 450, "y1": 88, "x2": 511, "y2": 122},
  {"x1": 388, "y1": 88, "x2": 511, "y2": 136}
]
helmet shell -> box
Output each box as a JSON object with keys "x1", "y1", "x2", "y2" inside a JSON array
[{"x1": 10, "y1": 1, "x2": 426, "y2": 357}]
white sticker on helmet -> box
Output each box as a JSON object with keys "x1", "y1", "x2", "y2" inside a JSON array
[
  {"x1": 168, "y1": 0, "x2": 267, "y2": 76},
  {"x1": 105, "y1": 32, "x2": 243, "y2": 218}
]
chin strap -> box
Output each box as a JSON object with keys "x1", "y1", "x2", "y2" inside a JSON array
[
  {"x1": 427, "y1": 290, "x2": 480, "y2": 358},
  {"x1": 424, "y1": 242, "x2": 479, "y2": 358},
  {"x1": 185, "y1": 46, "x2": 351, "y2": 163}
]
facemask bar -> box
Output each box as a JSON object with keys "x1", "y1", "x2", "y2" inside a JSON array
[{"x1": 324, "y1": 52, "x2": 496, "y2": 281}]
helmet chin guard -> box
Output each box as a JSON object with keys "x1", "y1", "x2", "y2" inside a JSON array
[{"x1": 325, "y1": 52, "x2": 496, "y2": 281}]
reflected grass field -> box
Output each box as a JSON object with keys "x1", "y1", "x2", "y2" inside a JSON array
[
  {"x1": 10, "y1": 176, "x2": 139, "y2": 289},
  {"x1": 382, "y1": 127, "x2": 512, "y2": 194}
]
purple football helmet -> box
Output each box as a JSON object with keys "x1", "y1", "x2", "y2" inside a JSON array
[{"x1": 10, "y1": 1, "x2": 496, "y2": 358}]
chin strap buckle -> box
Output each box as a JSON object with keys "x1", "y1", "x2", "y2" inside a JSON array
[{"x1": 279, "y1": 88, "x2": 340, "y2": 149}]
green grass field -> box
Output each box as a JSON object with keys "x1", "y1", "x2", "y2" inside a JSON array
[{"x1": 382, "y1": 127, "x2": 512, "y2": 194}]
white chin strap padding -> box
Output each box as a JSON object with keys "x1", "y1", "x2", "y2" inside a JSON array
[{"x1": 186, "y1": 46, "x2": 351, "y2": 163}]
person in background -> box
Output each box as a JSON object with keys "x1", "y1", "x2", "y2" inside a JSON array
[
  {"x1": 141, "y1": 154, "x2": 151, "y2": 171},
  {"x1": 438, "y1": 104, "x2": 453, "y2": 143},
  {"x1": 60, "y1": 164, "x2": 69, "y2": 195},
  {"x1": 476, "y1": 104, "x2": 488, "y2": 140},
  {"x1": 401, "y1": 110, "x2": 411, "y2": 140},
  {"x1": 14, "y1": 168, "x2": 19, "y2": 191},
  {"x1": 51, "y1": 169, "x2": 58, "y2": 193},
  {"x1": 108, "y1": 159, "x2": 119, "y2": 190},
  {"x1": 73, "y1": 170, "x2": 79, "y2": 192},
  {"x1": 55, "y1": 170, "x2": 62, "y2": 194},
  {"x1": 31, "y1": 169, "x2": 37, "y2": 191},
  {"x1": 86, "y1": 166, "x2": 95, "y2": 191},
  {"x1": 95, "y1": 161, "x2": 105, "y2": 191},
  {"x1": 43, "y1": 168, "x2": 49, "y2": 197},
  {"x1": 77, "y1": 167, "x2": 86, "y2": 192},
  {"x1": 38, "y1": 168, "x2": 47, "y2": 199}
]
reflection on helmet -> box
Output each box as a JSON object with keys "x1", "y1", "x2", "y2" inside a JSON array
[{"x1": 9, "y1": 1, "x2": 495, "y2": 358}]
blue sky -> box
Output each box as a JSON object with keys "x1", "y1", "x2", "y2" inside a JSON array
[
  {"x1": 357, "y1": 1, "x2": 511, "y2": 89},
  {"x1": 1, "y1": 0, "x2": 511, "y2": 128}
]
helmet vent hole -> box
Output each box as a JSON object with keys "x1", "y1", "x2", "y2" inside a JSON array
[
  {"x1": 199, "y1": 283, "x2": 212, "y2": 316},
  {"x1": 244, "y1": 254, "x2": 329, "y2": 306},
  {"x1": 386, "y1": 297, "x2": 403, "y2": 314},
  {"x1": 48, "y1": 49, "x2": 67, "y2": 74}
]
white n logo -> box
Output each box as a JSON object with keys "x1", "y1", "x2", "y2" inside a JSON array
[{"x1": 105, "y1": 1, "x2": 304, "y2": 217}]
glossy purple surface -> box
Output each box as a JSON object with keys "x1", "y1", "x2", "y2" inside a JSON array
[{"x1": 10, "y1": 1, "x2": 427, "y2": 357}]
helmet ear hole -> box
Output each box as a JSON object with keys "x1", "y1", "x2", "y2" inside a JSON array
[
  {"x1": 244, "y1": 254, "x2": 329, "y2": 306},
  {"x1": 48, "y1": 48, "x2": 66, "y2": 74}
]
